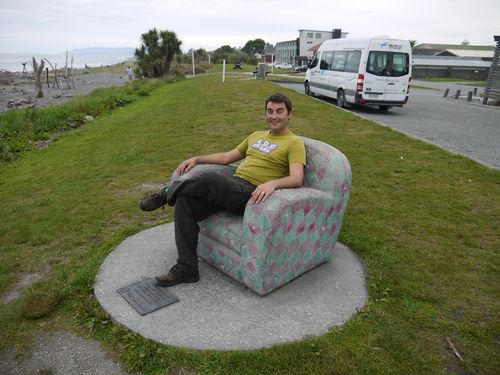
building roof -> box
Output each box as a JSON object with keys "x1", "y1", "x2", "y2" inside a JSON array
[
  {"x1": 298, "y1": 29, "x2": 347, "y2": 35},
  {"x1": 413, "y1": 56, "x2": 491, "y2": 68},
  {"x1": 308, "y1": 43, "x2": 322, "y2": 52},
  {"x1": 414, "y1": 43, "x2": 495, "y2": 51},
  {"x1": 435, "y1": 49, "x2": 494, "y2": 58}
]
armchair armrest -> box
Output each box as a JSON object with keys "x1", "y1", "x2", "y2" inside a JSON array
[{"x1": 240, "y1": 187, "x2": 346, "y2": 262}]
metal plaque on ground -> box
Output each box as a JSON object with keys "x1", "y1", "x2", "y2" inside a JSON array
[{"x1": 117, "y1": 278, "x2": 179, "y2": 315}]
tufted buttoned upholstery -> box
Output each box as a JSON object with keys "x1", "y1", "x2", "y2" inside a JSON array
[{"x1": 171, "y1": 137, "x2": 351, "y2": 295}]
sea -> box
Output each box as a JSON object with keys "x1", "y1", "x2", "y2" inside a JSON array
[{"x1": 0, "y1": 49, "x2": 135, "y2": 73}]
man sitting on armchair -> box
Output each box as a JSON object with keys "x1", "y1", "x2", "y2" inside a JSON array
[{"x1": 139, "y1": 93, "x2": 306, "y2": 287}]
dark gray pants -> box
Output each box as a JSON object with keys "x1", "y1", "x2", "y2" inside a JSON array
[{"x1": 166, "y1": 172, "x2": 256, "y2": 275}]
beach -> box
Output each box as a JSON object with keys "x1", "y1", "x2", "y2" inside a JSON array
[{"x1": 0, "y1": 70, "x2": 130, "y2": 113}]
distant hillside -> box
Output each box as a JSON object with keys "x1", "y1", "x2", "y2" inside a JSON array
[{"x1": 70, "y1": 47, "x2": 135, "y2": 55}]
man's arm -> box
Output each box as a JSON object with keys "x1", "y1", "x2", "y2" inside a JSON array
[
  {"x1": 251, "y1": 162, "x2": 304, "y2": 204},
  {"x1": 176, "y1": 148, "x2": 244, "y2": 175}
]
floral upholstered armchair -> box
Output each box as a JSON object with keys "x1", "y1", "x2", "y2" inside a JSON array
[{"x1": 171, "y1": 137, "x2": 352, "y2": 296}]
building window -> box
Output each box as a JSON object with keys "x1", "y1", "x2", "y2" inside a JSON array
[
  {"x1": 307, "y1": 33, "x2": 313, "y2": 38},
  {"x1": 316, "y1": 33, "x2": 321, "y2": 38}
]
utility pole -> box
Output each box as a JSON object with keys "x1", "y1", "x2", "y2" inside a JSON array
[{"x1": 192, "y1": 49, "x2": 195, "y2": 76}]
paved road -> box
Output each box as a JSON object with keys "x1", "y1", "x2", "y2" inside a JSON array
[
  {"x1": 412, "y1": 79, "x2": 485, "y2": 96},
  {"x1": 276, "y1": 81, "x2": 499, "y2": 170}
]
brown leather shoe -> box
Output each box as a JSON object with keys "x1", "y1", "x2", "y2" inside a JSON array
[
  {"x1": 139, "y1": 187, "x2": 168, "y2": 211},
  {"x1": 155, "y1": 264, "x2": 199, "y2": 287}
]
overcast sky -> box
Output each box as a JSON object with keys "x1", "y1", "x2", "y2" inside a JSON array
[{"x1": 1, "y1": 0, "x2": 498, "y2": 54}]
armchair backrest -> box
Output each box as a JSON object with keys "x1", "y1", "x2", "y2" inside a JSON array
[{"x1": 301, "y1": 137, "x2": 352, "y2": 193}]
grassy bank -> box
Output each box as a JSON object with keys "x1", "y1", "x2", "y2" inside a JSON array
[
  {"x1": 0, "y1": 78, "x2": 170, "y2": 162},
  {"x1": 0, "y1": 74, "x2": 498, "y2": 374},
  {"x1": 73, "y1": 61, "x2": 135, "y2": 75},
  {"x1": 207, "y1": 63, "x2": 297, "y2": 74},
  {"x1": 417, "y1": 77, "x2": 487, "y2": 87}
]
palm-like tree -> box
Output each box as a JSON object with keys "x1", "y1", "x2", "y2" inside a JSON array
[{"x1": 135, "y1": 28, "x2": 182, "y2": 78}]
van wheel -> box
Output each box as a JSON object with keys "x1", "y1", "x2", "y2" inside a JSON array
[
  {"x1": 379, "y1": 106, "x2": 390, "y2": 111},
  {"x1": 337, "y1": 89, "x2": 347, "y2": 108},
  {"x1": 305, "y1": 82, "x2": 314, "y2": 96}
]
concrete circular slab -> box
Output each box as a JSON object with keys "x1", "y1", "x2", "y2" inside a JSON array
[{"x1": 95, "y1": 223, "x2": 367, "y2": 350}]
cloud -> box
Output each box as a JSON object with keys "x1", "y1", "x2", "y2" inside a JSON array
[{"x1": 0, "y1": 0, "x2": 499, "y2": 53}]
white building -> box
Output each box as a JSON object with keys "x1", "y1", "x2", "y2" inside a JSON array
[
  {"x1": 274, "y1": 40, "x2": 297, "y2": 66},
  {"x1": 275, "y1": 29, "x2": 348, "y2": 67}
]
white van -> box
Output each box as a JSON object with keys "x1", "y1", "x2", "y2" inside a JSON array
[{"x1": 305, "y1": 38, "x2": 412, "y2": 111}]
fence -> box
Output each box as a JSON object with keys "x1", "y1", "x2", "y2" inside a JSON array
[{"x1": 483, "y1": 35, "x2": 500, "y2": 104}]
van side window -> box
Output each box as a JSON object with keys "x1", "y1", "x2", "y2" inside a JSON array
[
  {"x1": 310, "y1": 53, "x2": 319, "y2": 69},
  {"x1": 331, "y1": 51, "x2": 346, "y2": 71},
  {"x1": 320, "y1": 51, "x2": 333, "y2": 70},
  {"x1": 345, "y1": 51, "x2": 361, "y2": 73}
]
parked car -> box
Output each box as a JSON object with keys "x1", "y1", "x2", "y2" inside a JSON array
[
  {"x1": 280, "y1": 63, "x2": 293, "y2": 69},
  {"x1": 295, "y1": 64, "x2": 308, "y2": 72}
]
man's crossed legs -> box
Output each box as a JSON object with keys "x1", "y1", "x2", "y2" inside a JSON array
[{"x1": 139, "y1": 172, "x2": 255, "y2": 286}]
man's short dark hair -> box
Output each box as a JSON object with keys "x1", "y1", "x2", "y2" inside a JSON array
[{"x1": 266, "y1": 93, "x2": 292, "y2": 113}]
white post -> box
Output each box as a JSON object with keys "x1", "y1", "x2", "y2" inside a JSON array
[
  {"x1": 222, "y1": 60, "x2": 226, "y2": 82},
  {"x1": 192, "y1": 49, "x2": 195, "y2": 76},
  {"x1": 271, "y1": 53, "x2": 274, "y2": 73},
  {"x1": 208, "y1": 53, "x2": 211, "y2": 64}
]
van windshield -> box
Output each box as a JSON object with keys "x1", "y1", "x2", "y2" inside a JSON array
[{"x1": 366, "y1": 51, "x2": 410, "y2": 77}]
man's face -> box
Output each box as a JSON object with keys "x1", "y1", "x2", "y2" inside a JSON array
[{"x1": 265, "y1": 101, "x2": 291, "y2": 134}]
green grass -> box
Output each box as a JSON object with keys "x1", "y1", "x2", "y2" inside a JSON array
[
  {"x1": 417, "y1": 77, "x2": 487, "y2": 86},
  {"x1": 207, "y1": 63, "x2": 257, "y2": 73},
  {"x1": 205, "y1": 64, "x2": 305, "y2": 84},
  {"x1": 74, "y1": 61, "x2": 135, "y2": 75},
  {"x1": 411, "y1": 85, "x2": 440, "y2": 91},
  {"x1": 0, "y1": 73, "x2": 498, "y2": 374},
  {"x1": 207, "y1": 63, "x2": 298, "y2": 74},
  {"x1": 463, "y1": 81, "x2": 487, "y2": 87},
  {"x1": 268, "y1": 74, "x2": 304, "y2": 83},
  {"x1": 0, "y1": 78, "x2": 168, "y2": 162}
]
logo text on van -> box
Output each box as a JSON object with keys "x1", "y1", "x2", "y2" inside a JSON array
[{"x1": 380, "y1": 42, "x2": 402, "y2": 50}]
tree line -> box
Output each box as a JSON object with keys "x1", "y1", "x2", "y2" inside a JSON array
[{"x1": 135, "y1": 28, "x2": 273, "y2": 78}]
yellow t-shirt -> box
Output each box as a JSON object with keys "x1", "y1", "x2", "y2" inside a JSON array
[{"x1": 235, "y1": 130, "x2": 306, "y2": 186}]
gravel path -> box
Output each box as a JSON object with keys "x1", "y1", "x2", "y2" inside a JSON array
[
  {"x1": 0, "y1": 72, "x2": 129, "y2": 113},
  {"x1": 0, "y1": 331, "x2": 136, "y2": 375}
]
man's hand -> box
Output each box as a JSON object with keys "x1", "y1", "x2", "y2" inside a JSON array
[
  {"x1": 251, "y1": 181, "x2": 276, "y2": 204},
  {"x1": 250, "y1": 162, "x2": 304, "y2": 204},
  {"x1": 176, "y1": 157, "x2": 198, "y2": 175},
  {"x1": 175, "y1": 149, "x2": 244, "y2": 176}
]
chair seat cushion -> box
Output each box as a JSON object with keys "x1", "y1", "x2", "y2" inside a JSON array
[{"x1": 199, "y1": 211, "x2": 244, "y2": 256}]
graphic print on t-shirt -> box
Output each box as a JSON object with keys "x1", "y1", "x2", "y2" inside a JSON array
[{"x1": 251, "y1": 138, "x2": 278, "y2": 154}]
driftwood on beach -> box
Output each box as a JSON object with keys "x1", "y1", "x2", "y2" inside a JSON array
[
  {"x1": 43, "y1": 58, "x2": 61, "y2": 88},
  {"x1": 1, "y1": 71, "x2": 127, "y2": 113},
  {"x1": 7, "y1": 98, "x2": 35, "y2": 109},
  {"x1": 32, "y1": 57, "x2": 45, "y2": 98},
  {"x1": 64, "y1": 51, "x2": 75, "y2": 90},
  {"x1": 29, "y1": 52, "x2": 75, "y2": 99}
]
